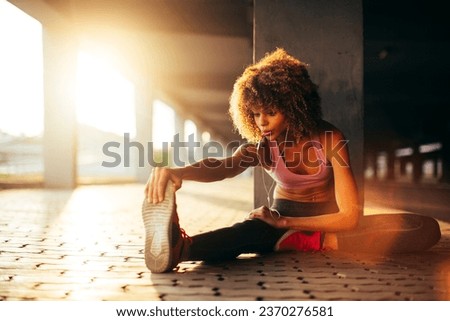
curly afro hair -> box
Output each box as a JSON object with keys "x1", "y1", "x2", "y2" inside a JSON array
[{"x1": 229, "y1": 48, "x2": 322, "y2": 143}]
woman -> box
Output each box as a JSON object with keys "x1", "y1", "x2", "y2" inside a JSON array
[{"x1": 143, "y1": 48, "x2": 441, "y2": 273}]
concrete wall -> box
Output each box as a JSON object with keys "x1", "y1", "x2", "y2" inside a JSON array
[{"x1": 253, "y1": 0, "x2": 364, "y2": 208}]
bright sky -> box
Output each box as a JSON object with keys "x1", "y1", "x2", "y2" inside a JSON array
[
  {"x1": 0, "y1": 0, "x2": 184, "y2": 144},
  {"x1": 152, "y1": 100, "x2": 201, "y2": 147},
  {"x1": 184, "y1": 119, "x2": 197, "y2": 141},
  {"x1": 76, "y1": 51, "x2": 136, "y2": 136},
  {"x1": 152, "y1": 100, "x2": 175, "y2": 147},
  {"x1": 0, "y1": 0, "x2": 43, "y2": 137},
  {"x1": 0, "y1": 0, "x2": 138, "y2": 138}
]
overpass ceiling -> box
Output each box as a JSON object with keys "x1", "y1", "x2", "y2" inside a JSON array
[
  {"x1": 8, "y1": 0, "x2": 450, "y2": 144},
  {"x1": 10, "y1": 0, "x2": 253, "y2": 143},
  {"x1": 70, "y1": 0, "x2": 254, "y2": 143}
]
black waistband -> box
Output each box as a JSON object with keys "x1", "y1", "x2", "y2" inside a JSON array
[{"x1": 272, "y1": 198, "x2": 339, "y2": 217}]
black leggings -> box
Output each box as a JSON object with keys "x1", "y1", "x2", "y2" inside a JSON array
[
  {"x1": 187, "y1": 199, "x2": 441, "y2": 262},
  {"x1": 337, "y1": 213, "x2": 441, "y2": 254},
  {"x1": 188, "y1": 199, "x2": 338, "y2": 261}
]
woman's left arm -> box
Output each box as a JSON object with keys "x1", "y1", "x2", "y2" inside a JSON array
[{"x1": 249, "y1": 127, "x2": 361, "y2": 232}]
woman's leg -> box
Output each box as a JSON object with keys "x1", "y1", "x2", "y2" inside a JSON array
[
  {"x1": 188, "y1": 219, "x2": 286, "y2": 262},
  {"x1": 337, "y1": 213, "x2": 441, "y2": 254},
  {"x1": 142, "y1": 184, "x2": 286, "y2": 272}
]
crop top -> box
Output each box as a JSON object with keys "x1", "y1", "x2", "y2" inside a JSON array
[{"x1": 265, "y1": 138, "x2": 333, "y2": 191}]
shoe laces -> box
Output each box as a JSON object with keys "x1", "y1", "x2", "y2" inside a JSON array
[{"x1": 180, "y1": 228, "x2": 193, "y2": 244}]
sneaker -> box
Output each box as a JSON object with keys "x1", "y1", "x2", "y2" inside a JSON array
[
  {"x1": 274, "y1": 230, "x2": 322, "y2": 252},
  {"x1": 142, "y1": 184, "x2": 191, "y2": 273}
]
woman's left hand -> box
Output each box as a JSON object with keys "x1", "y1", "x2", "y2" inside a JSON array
[{"x1": 248, "y1": 206, "x2": 290, "y2": 228}]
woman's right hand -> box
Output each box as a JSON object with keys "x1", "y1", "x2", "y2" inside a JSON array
[
  {"x1": 248, "y1": 205, "x2": 287, "y2": 228},
  {"x1": 145, "y1": 167, "x2": 182, "y2": 204}
]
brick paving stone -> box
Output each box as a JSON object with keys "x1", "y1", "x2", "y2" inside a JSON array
[
  {"x1": 1, "y1": 285, "x2": 70, "y2": 301},
  {"x1": 1, "y1": 178, "x2": 449, "y2": 301},
  {"x1": 101, "y1": 290, "x2": 162, "y2": 301}
]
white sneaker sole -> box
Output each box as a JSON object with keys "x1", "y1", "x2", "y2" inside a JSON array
[{"x1": 142, "y1": 184, "x2": 175, "y2": 273}]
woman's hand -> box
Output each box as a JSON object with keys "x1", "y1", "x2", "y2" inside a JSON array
[
  {"x1": 145, "y1": 167, "x2": 182, "y2": 204},
  {"x1": 248, "y1": 206, "x2": 290, "y2": 228}
]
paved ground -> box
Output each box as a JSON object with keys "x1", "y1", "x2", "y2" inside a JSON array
[{"x1": 0, "y1": 177, "x2": 449, "y2": 301}]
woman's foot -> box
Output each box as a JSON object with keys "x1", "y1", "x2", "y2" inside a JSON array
[
  {"x1": 274, "y1": 230, "x2": 322, "y2": 251},
  {"x1": 141, "y1": 184, "x2": 191, "y2": 273}
]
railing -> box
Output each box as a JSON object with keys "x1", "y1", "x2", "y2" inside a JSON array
[
  {"x1": 0, "y1": 135, "x2": 43, "y2": 177},
  {"x1": 365, "y1": 141, "x2": 446, "y2": 184}
]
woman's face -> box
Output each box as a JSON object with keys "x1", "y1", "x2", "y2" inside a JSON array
[{"x1": 252, "y1": 107, "x2": 288, "y2": 141}]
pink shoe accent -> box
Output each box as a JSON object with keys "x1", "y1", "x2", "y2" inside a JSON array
[{"x1": 275, "y1": 230, "x2": 322, "y2": 252}]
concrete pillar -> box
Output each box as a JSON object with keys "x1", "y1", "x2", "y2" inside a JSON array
[
  {"x1": 440, "y1": 127, "x2": 450, "y2": 183},
  {"x1": 399, "y1": 157, "x2": 407, "y2": 177},
  {"x1": 412, "y1": 144, "x2": 422, "y2": 183},
  {"x1": 254, "y1": 0, "x2": 364, "y2": 208},
  {"x1": 175, "y1": 113, "x2": 185, "y2": 141},
  {"x1": 195, "y1": 126, "x2": 204, "y2": 161},
  {"x1": 433, "y1": 155, "x2": 439, "y2": 179},
  {"x1": 174, "y1": 113, "x2": 186, "y2": 167},
  {"x1": 42, "y1": 27, "x2": 78, "y2": 188},
  {"x1": 386, "y1": 147, "x2": 396, "y2": 180},
  {"x1": 134, "y1": 77, "x2": 153, "y2": 183},
  {"x1": 366, "y1": 151, "x2": 377, "y2": 180}
]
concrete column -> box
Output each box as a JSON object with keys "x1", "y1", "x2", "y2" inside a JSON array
[
  {"x1": 42, "y1": 27, "x2": 78, "y2": 188},
  {"x1": 365, "y1": 151, "x2": 377, "y2": 180},
  {"x1": 440, "y1": 128, "x2": 450, "y2": 183},
  {"x1": 412, "y1": 144, "x2": 422, "y2": 183},
  {"x1": 134, "y1": 78, "x2": 153, "y2": 183},
  {"x1": 399, "y1": 157, "x2": 407, "y2": 177},
  {"x1": 175, "y1": 113, "x2": 185, "y2": 141},
  {"x1": 254, "y1": 0, "x2": 364, "y2": 208},
  {"x1": 386, "y1": 147, "x2": 396, "y2": 180},
  {"x1": 174, "y1": 113, "x2": 186, "y2": 167},
  {"x1": 195, "y1": 127, "x2": 204, "y2": 161}
]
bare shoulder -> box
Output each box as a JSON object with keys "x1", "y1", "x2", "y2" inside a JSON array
[
  {"x1": 315, "y1": 120, "x2": 350, "y2": 167},
  {"x1": 316, "y1": 120, "x2": 346, "y2": 144}
]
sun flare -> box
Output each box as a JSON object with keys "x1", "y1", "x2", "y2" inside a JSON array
[
  {"x1": 76, "y1": 51, "x2": 136, "y2": 137},
  {"x1": 0, "y1": 0, "x2": 43, "y2": 137}
]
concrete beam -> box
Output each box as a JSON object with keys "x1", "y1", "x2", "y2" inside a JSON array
[{"x1": 8, "y1": 0, "x2": 70, "y2": 28}]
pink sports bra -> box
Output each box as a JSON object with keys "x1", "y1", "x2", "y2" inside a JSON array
[{"x1": 265, "y1": 138, "x2": 333, "y2": 191}]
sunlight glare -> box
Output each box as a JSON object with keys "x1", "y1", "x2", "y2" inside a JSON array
[
  {"x1": 0, "y1": 0, "x2": 43, "y2": 137},
  {"x1": 152, "y1": 100, "x2": 175, "y2": 149},
  {"x1": 184, "y1": 119, "x2": 197, "y2": 141},
  {"x1": 76, "y1": 51, "x2": 135, "y2": 136}
]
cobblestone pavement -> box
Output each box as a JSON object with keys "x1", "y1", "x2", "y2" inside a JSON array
[{"x1": 0, "y1": 177, "x2": 449, "y2": 301}]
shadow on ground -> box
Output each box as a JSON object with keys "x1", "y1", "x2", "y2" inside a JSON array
[{"x1": 149, "y1": 236, "x2": 450, "y2": 301}]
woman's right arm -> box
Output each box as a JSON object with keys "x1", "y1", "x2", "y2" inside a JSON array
[{"x1": 145, "y1": 143, "x2": 259, "y2": 203}]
